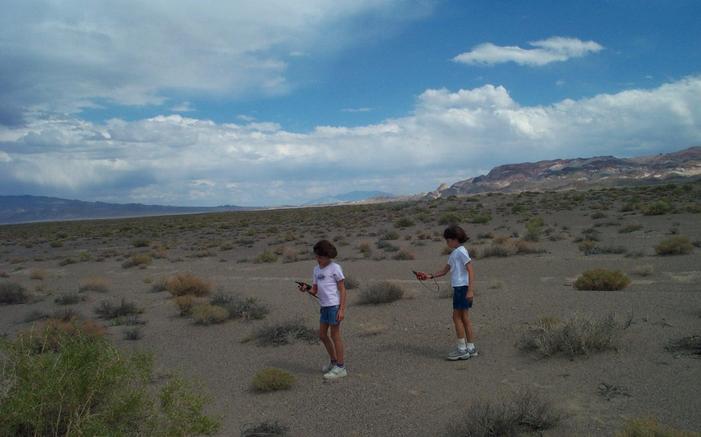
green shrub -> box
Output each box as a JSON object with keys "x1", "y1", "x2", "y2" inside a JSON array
[
  {"x1": 524, "y1": 216, "x2": 544, "y2": 241},
  {"x1": 192, "y1": 304, "x2": 229, "y2": 325},
  {"x1": 446, "y1": 390, "x2": 559, "y2": 436},
  {"x1": 517, "y1": 315, "x2": 620, "y2": 358},
  {"x1": 641, "y1": 200, "x2": 673, "y2": 215},
  {"x1": 210, "y1": 294, "x2": 269, "y2": 321},
  {"x1": 251, "y1": 368, "x2": 295, "y2": 392},
  {"x1": 358, "y1": 281, "x2": 404, "y2": 305},
  {"x1": 0, "y1": 323, "x2": 220, "y2": 436},
  {"x1": 438, "y1": 212, "x2": 462, "y2": 225},
  {"x1": 380, "y1": 230, "x2": 400, "y2": 240},
  {"x1": 132, "y1": 238, "x2": 150, "y2": 247},
  {"x1": 251, "y1": 321, "x2": 317, "y2": 347},
  {"x1": 619, "y1": 224, "x2": 643, "y2": 234},
  {"x1": 466, "y1": 210, "x2": 492, "y2": 224},
  {"x1": 95, "y1": 299, "x2": 141, "y2": 320},
  {"x1": 0, "y1": 281, "x2": 29, "y2": 305},
  {"x1": 574, "y1": 269, "x2": 630, "y2": 291},
  {"x1": 655, "y1": 236, "x2": 693, "y2": 255},
  {"x1": 394, "y1": 217, "x2": 415, "y2": 228},
  {"x1": 122, "y1": 253, "x2": 152, "y2": 268}
]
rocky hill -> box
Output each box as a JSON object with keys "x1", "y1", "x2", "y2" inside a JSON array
[{"x1": 427, "y1": 146, "x2": 701, "y2": 198}]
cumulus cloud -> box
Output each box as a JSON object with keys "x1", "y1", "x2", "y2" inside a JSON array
[
  {"x1": 1, "y1": 76, "x2": 700, "y2": 205},
  {"x1": 453, "y1": 36, "x2": 603, "y2": 66},
  {"x1": 0, "y1": 0, "x2": 431, "y2": 125}
]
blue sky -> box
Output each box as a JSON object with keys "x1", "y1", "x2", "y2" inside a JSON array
[{"x1": 1, "y1": 0, "x2": 700, "y2": 206}]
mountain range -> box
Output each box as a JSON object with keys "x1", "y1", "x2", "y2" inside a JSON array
[{"x1": 426, "y1": 146, "x2": 701, "y2": 198}]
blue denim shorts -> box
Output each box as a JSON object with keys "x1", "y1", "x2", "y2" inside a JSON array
[
  {"x1": 320, "y1": 305, "x2": 340, "y2": 325},
  {"x1": 453, "y1": 286, "x2": 472, "y2": 310}
]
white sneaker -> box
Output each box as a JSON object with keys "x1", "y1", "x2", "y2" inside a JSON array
[
  {"x1": 466, "y1": 347, "x2": 478, "y2": 358},
  {"x1": 323, "y1": 365, "x2": 348, "y2": 379},
  {"x1": 447, "y1": 347, "x2": 470, "y2": 361},
  {"x1": 322, "y1": 362, "x2": 335, "y2": 373}
]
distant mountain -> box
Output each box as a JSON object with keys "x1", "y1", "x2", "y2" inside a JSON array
[
  {"x1": 426, "y1": 146, "x2": 701, "y2": 198},
  {"x1": 304, "y1": 190, "x2": 394, "y2": 206},
  {"x1": 0, "y1": 195, "x2": 248, "y2": 225}
]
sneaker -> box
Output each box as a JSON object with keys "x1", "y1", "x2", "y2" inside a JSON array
[
  {"x1": 447, "y1": 348, "x2": 470, "y2": 361},
  {"x1": 321, "y1": 362, "x2": 335, "y2": 373},
  {"x1": 323, "y1": 365, "x2": 348, "y2": 379},
  {"x1": 466, "y1": 347, "x2": 478, "y2": 358}
]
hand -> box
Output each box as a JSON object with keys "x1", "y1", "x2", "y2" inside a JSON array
[
  {"x1": 297, "y1": 282, "x2": 311, "y2": 292},
  {"x1": 336, "y1": 309, "x2": 345, "y2": 322},
  {"x1": 467, "y1": 292, "x2": 474, "y2": 304},
  {"x1": 415, "y1": 271, "x2": 428, "y2": 281}
]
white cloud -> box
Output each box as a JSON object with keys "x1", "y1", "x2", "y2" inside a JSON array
[
  {"x1": 2, "y1": 76, "x2": 700, "y2": 205},
  {"x1": 170, "y1": 102, "x2": 195, "y2": 113},
  {"x1": 0, "y1": 0, "x2": 432, "y2": 123},
  {"x1": 341, "y1": 107, "x2": 373, "y2": 113},
  {"x1": 453, "y1": 36, "x2": 603, "y2": 66}
]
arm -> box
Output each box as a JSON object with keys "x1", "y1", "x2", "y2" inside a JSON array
[
  {"x1": 466, "y1": 261, "x2": 475, "y2": 300},
  {"x1": 336, "y1": 280, "x2": 347, "y2": 321},
  {"x1": 416, "y1": 264, "x2": 450, "y2": 280},
  {"x1": 311, "y1": 283, "x2": 318, "y2": 296}
]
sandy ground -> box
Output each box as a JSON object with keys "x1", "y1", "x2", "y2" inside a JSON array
[{"x1": 1, "y1": 186, "x2": 700, "y2": 436}]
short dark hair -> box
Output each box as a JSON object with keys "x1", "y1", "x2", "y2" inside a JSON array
[
  {"x1": 313, "y1": 240, "x2": 338, "y2": 258},
  {"x1": 443, "y1": 225, "x2": 469, "y2": 243}
]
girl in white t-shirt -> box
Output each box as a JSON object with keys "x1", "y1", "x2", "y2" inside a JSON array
[
  {"x1": 416, "y1": 225, "x2": 478, "y2": 361},
  {"x1": 297, "y1": 240, "x2": 348, "y2": 379}
]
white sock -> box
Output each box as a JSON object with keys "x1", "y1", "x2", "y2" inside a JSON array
[
  {"x1": 457, "y1": 338, "x2": 467, "y2": 350},
  {"x1": 466, "y1": 342, "x2": 475, "y2": 350}
]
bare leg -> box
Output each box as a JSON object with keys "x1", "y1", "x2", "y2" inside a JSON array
[
  {"x1": 452, "y1": 309, "x2": 467, "y2": 339},
  {"x1": 319, "y1": 323, "x2": 336, "y2": 361},
  {"x1": 330, "y1": 324, "x2": 344, "y2": 364},
  {"x1": 460, "y1": 310, "x2": 474, "y2": 342}
]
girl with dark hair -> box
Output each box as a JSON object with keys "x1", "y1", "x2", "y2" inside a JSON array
[{"x1": 415, "y1": 225, "x2": 478, "y2": 360}]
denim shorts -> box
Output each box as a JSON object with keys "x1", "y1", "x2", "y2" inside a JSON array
[
  {"x1": 453, "y1": 286, "x2": 472, "y2": 310},
  {"x1": 320, "y1": 305, "x2": 340, "y2": 325}
]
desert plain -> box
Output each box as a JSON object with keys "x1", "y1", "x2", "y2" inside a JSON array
[{"x1": 1, "y1": 182, "x2": 700, "y2": 436}]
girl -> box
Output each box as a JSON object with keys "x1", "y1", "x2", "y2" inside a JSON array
[
  {"x1": 416, "y1": 225, "x2": 478, "y2": 360},
  {"x1": 298, "y1": 240, "x2": 348, "y2": 379}
]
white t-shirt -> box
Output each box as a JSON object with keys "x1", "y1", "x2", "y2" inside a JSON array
[
  {"x1": 447, "y1": 246, "x2": 471, "y2": 287},
  {"x1": 312, "y1": 262, "x2": 345, "y2": 307}
]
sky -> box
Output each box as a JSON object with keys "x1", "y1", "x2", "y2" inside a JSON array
[{"x1": 1, "y1": 0, "x2": 700, "y2": 207}]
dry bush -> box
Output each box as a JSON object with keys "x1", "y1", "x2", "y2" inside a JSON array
[
  {"x1": 666, "y1": 336, "x2": 701, "y2": 358},
  {"x1": 79, "y1": 276, "x2": 110, "y2": 293},
  {"x1": 357, "y1": 242, "x2": 372, "y2": 258},
  {"x1": 358, "y1": 281, "x2": 404, "y2": 305},
  {"x1": 344, "y1": 276, "x2": 360, "y2": 290},
  {"x1": 251, "y1": 321, "x2": 317, "y2": 347},
  {"x1": 655, "y1": 236, "x2": 693, "y2": 255},
  {"x1": 254, "y1": 250, "x2": 278, "y2": 263},
  {"x1": 445, "y1": 389, "x2": 560, "y2": 436},
  {"x1": 241, "y1": 421, "x2": 289, "y2": 437},
  {"x1": 166, "y1": 273, "x2": 212, "y2": 297},
  {"x1": 123, "y1": 327, "x2": 143, "y2": 341},
  {"x1": 251, "y1": 368, "x2": 295, "y2": 392},
  {"x1": 121, "y1": 253, "x2": 152, "y2": 269},
  {"x1": 517, "y1": 315, "x2": 620, "y2": 358},
  {"x1": 192, "y1": 304, "x2": 229, "y2": 325},
  {"x1": 631, "y1": 265, "x2": 654, "y2": 277},
  {"x1": 616, "y1": 417, "x2": 699, "y2": 437},
  {"x1": 150, "y1": 277, "x2": 169, "y2": 292},
  {"x1": 574, "y1": 269, "x2": 631, "y2": 291},
  {"x1": 210, "y1": 293, "x2": 269, "y2": 321},
  {"x1": 392, "y1": 249, "x2": 415, "y2": 260},
  {"x1": 30, "y1": 269, "x2": 47, "y2": 280},
  {"x1": 54, "y1": 293, "x2": 85, "y2": 305},
  {"x1": 619, "y1": 224, "x2": 643, "y2": 234},
  {"x1": 175, "y1": 295, "x2": 196, "y2": 316},
  {"x1": 95, "y1": 299, "x2": 141, "y2": 320},
  {"x1": 0, "y1": 281, "x2": 30, "y2": 305}
]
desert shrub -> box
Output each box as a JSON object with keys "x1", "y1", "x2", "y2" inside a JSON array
[
  {"x1": 95, "y1": 299, "x2": 141, "y2": 320},
  {"x1": 0, "y1": 281, "x2": 29, "y2": 305},
  {"x1": 619, "y1": 224, "x2": 643, "y2": 234},
  {"x1": 466, "y1": 210, "x2": 492, "y2": 224},
  {"x1": 574, "y1": 269, "x2": 631, "y2": 291},
  {"x1": 631, "y1": 265, "x2": 654, "y2": 277},
  {"x1": 132, "y1": 238, "x2": 150, "y2": 247},
  {"x1": 122, "y1": 253, "x2": 152, "y2": 268},
  {"x1": 166, "y1": 273, "x2": 212, "y2": 297},
  {"x1": 123, "y1": 327, "x2": 143, "y2": 341},
  {"x1": 513, "y1": 240, "x2": 543, "y2": 255},
  {"x1": 392, "y1": 249, "x2": 415, "y2": 260},
  {"x1": 254, "y1": 250, "x2": 278, "y2": 263},
  {"x1": 252, "y1": 321, "x2": 317, "y2": 347},
  {"x1": 54, "y1": 293, "x2": 85, "y2": 305},
  {"x1": 517, "y1": 315, "x2": 620, "y2": 358},
  {"x1": 150, "y1": 277, "x2": 168, "y2": 292},
  {"x1": 58, "y1": 257, "x2": 77, "y2": 266},
  {"x1": 79, "y1": 276, "x2": 110, "y2": 293},
  {"x1": 24, "y1": 310, "x2": 50, "y2": 323},
  {"x1": 358, "y1": 281, "x2": 404, "y2": 305},
  {"x1": 394, "y1": 217, "x2": 415, "y2": 228},
  {"x1": 376, "y1": 240, "x2": 400, "y2": 252},
  {"x1": 665, "y1": 336, "x2": 701, "y2": 357},
  {"x1": 655, "y1": 236, "x2": 693, "y2": 255},
  {"x1": 438, "y1": 212, "x2": 462, "y2": 225},
  {"x1": 30, "y1": 269, "x2": 47, "y2": 280},
  {"x1": 175, "y1": 295, "x2": 196, "y2": 316},
  {"x1": 357, "y1": 242, "x2": 372, "y2": 258},
  {"x1": 445, "y1": 389, "x2": 560, "y2": 436},
  {"x1": 210, "y1": 294, "x2": 269, "y2": 321},
  {"x1": 616, "y1": 417, "x2": 699, "y2": 437},
  {"x1": 344, "y1": 276, "x2": 360, "y2": 290},
  {"x1": 591, "y1": 211, "x2": 607, "y2": 219},
  {"x1": 192, "y1": 304, "x2": 229, "y2": 325},
  {"x1": 251, "y1": 368, "x2": 295, "y2": 392},
  {"x1": 641, "y1": 200, "x2": 673, "y2": 215},
  {"x1": 480, "y1": 244, "x2": 511, "y2": 258},
  {"x1": 241, "y1": 421, "x2": 289, "y2": 437},
  {"x1": 0, "y1": 323, "x2": 220, "y2": 436},
  {"x1": 524, "y1": 216, "x2": 544, "y2": 242},
  {"x1": 380, "y1": 230, "x2": 400, "y2": 240}
]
